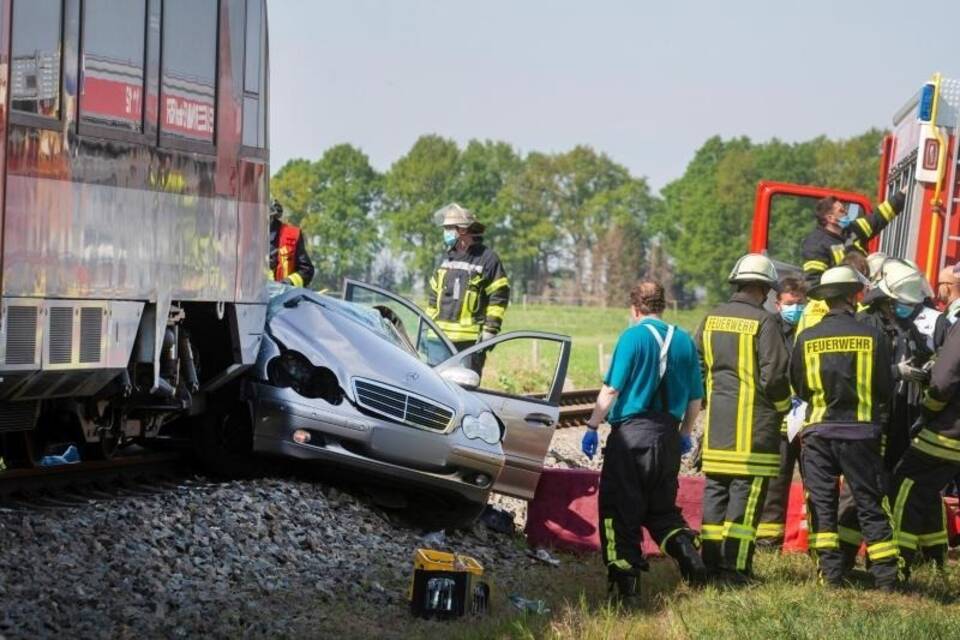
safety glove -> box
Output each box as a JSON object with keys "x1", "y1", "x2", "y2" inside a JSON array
[
  {"x1": 581, "y1": 428, "x2": 599, "y2": 459},
  {"x1": 680, "y1": 433, "x2": 693, "y2": 456},
  {"x1": 894, "y1": 357, "x2": 930, "y2": 384}
]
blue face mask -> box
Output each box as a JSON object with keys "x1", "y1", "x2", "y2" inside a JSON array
[
  {"x1": 894, "y1": 302, "x2": 915, "y2": 319},
  {"x1": 442, "y1": 229, "x2": 458, "y2": 248},
  {"x1": 838, "y1": 209, "x2": 859, "y2": 229},
  {"x1": 780, "y1": 303, "x2": 804, "y2": 326}
]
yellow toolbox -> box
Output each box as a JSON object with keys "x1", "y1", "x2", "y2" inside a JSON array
[{"x1": 409, "y1": 548, "x2": 490, "y2": 618}]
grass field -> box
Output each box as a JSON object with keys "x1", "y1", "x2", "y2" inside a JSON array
[
  {"x1": 478, "y1": 304, "x2": 707, "y2": 392},
  {"x1": 410, "y1": 550, "x2": 960, "y2": 640}
]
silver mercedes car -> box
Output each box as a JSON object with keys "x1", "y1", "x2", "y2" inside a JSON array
[{"x1": 242, "y1": 280, "x2": 570, "y2": 524}]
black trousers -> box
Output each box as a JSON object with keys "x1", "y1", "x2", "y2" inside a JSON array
[
  {"x1": 453, "y1": 340, "x2": 487, "y2": 376},
  {"x1": 892, "y1": 446, "x2": 955, "y2": 566},
  {"x1": 757, "y1": 434, "x2": 801, "y2": 541},
  {"x1": 598, "y1": 415, "x2": 692, "y2": 572},
  {"x1": 800, "y1": 435, "x2": 899, "y2": 584},
  {"x1": 701, "y1": 474, "x2": 768, "y2": 574}
]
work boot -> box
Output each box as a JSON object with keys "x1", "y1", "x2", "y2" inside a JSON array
[
  {"x1": 871, "y1": 559, "x2": 903, "y2": 593},
  {"x1": 664, "y1": 532, "x2": 708, "y2": 586},
  {"x1": 711, "y1": 568, "x2": 753, "y2": 587},
  {"x1": 607, "y1": 566, "x2": 643, "y2": 610}
]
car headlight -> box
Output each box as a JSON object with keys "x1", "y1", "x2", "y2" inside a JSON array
[{"x1": 462, "y1": 411, "x2": 501, "y2": 445}]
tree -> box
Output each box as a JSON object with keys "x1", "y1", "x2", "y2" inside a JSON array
[
  {"x1": 271, "y1": 144, "x2": 382, "y2": 290},
  {"x1": 382, "y1": 135, "x2": 461, "y2": 287}
]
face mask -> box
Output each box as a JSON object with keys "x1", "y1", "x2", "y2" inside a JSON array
[
  {"x1": 894, "y1": 302, "x2": 915, "y2": 320},
  {"x1": 780, "y1": 303, "x2": 804, "y2": 326},
  {"x1": 442, "y1": 229, "x2": 458, "y2": 248},
  {"x1": 837, "y1": 209, "x2": 858, "y2": 229}
]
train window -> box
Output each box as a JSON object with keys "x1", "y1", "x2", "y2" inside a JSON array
[
  {"x1": 161, "y1": 0, "x2": 217, "y2": 143},
  {"x1": 80, "y1": 0, "x2": 147, "y2": 131},
  {"x1": 242, "y1": 0, "x2": 266, "y2": 148},
  {"x1": 11, "y1": 0, "x2": 63, "y2": 118}
]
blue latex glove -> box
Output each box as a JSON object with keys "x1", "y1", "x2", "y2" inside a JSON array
[
  {"x1": 680, "y1": 434, "x2": 693, "y2": 456},
  {"x1": 581, "y1": 429, "x2": 599, "y2": 459}
]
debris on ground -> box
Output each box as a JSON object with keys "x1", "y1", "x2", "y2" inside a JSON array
[
  {"x1": 527, "y1": 548, "x2": 561, "y2": 567},
  {"x1": 508, "y1": 594, "x2": 551, "y2": 615}
]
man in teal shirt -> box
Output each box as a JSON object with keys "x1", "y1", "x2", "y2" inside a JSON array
[{"x1": 583, "y1": 281, "x2": 706, "y2": 606}]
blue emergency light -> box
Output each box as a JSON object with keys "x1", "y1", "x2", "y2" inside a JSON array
[{"x1": 918, "y1": 82, "x2": 936, "y2": 122}]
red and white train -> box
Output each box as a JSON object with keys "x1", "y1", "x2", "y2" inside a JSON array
[{"x1": 0, "y1": 0, "x2": 270, "y2": 466}]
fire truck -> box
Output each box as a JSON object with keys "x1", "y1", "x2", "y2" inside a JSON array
[{"x1": 751, "y1": 72, "x2": 960, "y2": 284}]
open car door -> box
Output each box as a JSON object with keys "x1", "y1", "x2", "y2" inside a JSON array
[{"x1": 435, "y1": 332, "x2": 571, "y2": 500}]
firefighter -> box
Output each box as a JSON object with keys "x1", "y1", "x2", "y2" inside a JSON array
[
  {"x1": 269, "y1": 200, "x2": 315, "y2": 288},
  {"x1": 892, "y1": 317, "x2": 960, "y2": 571},
  {"x1": 801, "y1": 188, "x2": 906, "y2": 287},
  {"x1": 583, "y1": 280, "x2": 707, "y2": 606},
  {"x1": 426, "y1": 203, "x2": 509, "y2": 375},
  {"x1": 694, "y1": 254, "x2": 792, "y2": 582},
  {"x1": 756, "y1": 276, "x2": 807, "y2": 547},
  {"x1": 933, "y1": 263, "x2": 960, "y2": 350},
  {"x1": 790, "y1": 265, "x2": 900, "y2": 590}
]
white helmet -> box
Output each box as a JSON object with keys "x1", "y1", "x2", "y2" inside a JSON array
[
  {"x1": 878, "y1": 260, "x2": 930, "y2": 305},
  {"x1": 728, "y1": 253, "x2": 779, "y2": 290},
  {"x1": 808, "y1": 265, "x2": 869, "y2": 300},
  {"x1": 866, "y1": 252, "x2": 887, "y2": 282},
  {"x1": 433, "y1": 203, "x2": 486, "y2": 233}
]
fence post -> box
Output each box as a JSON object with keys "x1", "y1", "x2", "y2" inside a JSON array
[
  {"x1": 523, "y1": 294, "x2": 528, "y2": 311},
  {"x1": 598, "y1": 343, "x2": 605, "y2": 376},
  {"x1": 531, "y1": 340, "x2": 540, "y2": 369}
]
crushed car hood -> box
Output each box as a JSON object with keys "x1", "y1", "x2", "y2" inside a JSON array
[{"x1": 263, "y1": 289, "x2": 477, "y2": 416}]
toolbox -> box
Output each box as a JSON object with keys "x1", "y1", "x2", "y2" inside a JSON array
[{"x1": 409, "y1": 548, "x2": 490, "y2": 619}]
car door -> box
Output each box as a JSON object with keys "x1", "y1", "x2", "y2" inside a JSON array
[
  {"x1": 435, "y1": 331, "x2": 571, "y2": 500},
  {"x1": 342, "y1": 279, "x2": 456, "y2": 366}
]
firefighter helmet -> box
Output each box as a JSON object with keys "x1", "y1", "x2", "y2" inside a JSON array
[
  {"x1": 728, "y1": 254, "x2": 780, "y2": 290},
  {"x1": 866, "y1": 252, "x2": 887, "y2": 282},
  {"x1": 808, "y1": 265, "x2": 868, "y2": 300},
  {"x1": 878, "y1": 260, "x2": 929, "y2": 305},
  {"x1": 434, "y1": 203, "x2": 486, "y2": 233}
]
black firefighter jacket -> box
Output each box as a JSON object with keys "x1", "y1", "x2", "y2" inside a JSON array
[
  {"x1": 917, "y1": 322, "x2": 960, "y2": 463},
  {"x1": 790, "y1": 309, "x2": 892, "y2": 439},
  {"x1": 801, "y1": 192, "x2": 906, "y2": 287},
  {"x1": 426, "y1": 242, "x2": 510, "y2": 343},
  {"x1": 695, "y1": 292, "x2": 792, "y2": 477}
]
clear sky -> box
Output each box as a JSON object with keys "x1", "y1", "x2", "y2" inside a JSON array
[{"x1": 269, "y1": 0, "x2": 959, "y2": 190}]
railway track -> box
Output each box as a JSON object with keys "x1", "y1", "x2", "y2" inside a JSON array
[
  {"x1": 0, "y1": 450, "x2": 195, "y2": 508},
  {"x1": 556, "y1": 388, "x2": 599, "y2": 428}
]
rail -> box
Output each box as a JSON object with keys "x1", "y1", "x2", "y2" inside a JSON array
[{"x1": 555, "y1": 388, "x2": 599, "y2": 428}]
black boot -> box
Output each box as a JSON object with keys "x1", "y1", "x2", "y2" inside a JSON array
[
  {"x1": 871, "y1": 558, "x2": 904, "y2": 593},
  {"x1": 664, "y1": 532, "x2": 708, "y2": 586},
  {"x1": 607, "y1": 566, "x2": 642, "y2": 609}
]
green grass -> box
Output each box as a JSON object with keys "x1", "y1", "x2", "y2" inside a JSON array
[
  {"x1": 487, "y1": 304, "x2": 707, "y2": 391},
  {"x1": 425, "y1": 550, "x2": 960, "y2": 640}
]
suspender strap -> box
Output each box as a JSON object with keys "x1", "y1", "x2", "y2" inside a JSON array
[{"x1": 644, "y1": 323, "x2": 675, "y2": 412}]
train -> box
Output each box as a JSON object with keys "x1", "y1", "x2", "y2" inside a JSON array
[{"x1": 0, "y1": 0, "x2": 270, "y2": 468}]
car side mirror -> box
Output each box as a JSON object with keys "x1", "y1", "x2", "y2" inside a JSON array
[{"x1": 440, "y1": 366, "x2": 480, "y2": 390}]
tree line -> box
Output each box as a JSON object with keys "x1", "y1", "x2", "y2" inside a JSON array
[{"x1": 271, "y1": 129, "x2": 884, "y2": 305}]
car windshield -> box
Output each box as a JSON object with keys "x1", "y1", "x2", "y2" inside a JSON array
[{"x1": 267, "y1": 284, "x2": 415, "y2": 355}]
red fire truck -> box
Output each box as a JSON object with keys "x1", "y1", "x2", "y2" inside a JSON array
[{"x1": 751, "y1": 73, "x2": 960, "y2": 285}]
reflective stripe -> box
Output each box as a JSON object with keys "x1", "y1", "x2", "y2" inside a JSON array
[
  {"x1": 892, "y1": 477, "x2": 914, "y2": 550},
  {"x1": 428, "y1": 269, "x2": 447, "y2": 320},
  {"x1": 604, "y1": 518, "x2": 623, "y2": 568},
  {"x1": 436, "y1": 320, "x2": 481, "y2": 342},
  {"x1": 724, "y1": 522, "x2": 756, "y2": 541},
  {"x1": 838, "y1": 525, "x2": 862, "y2": 546},
  {"x1": 484, "y1": 277, "x2": 509, "y2": 295},
  {"x1": 702, "y1": 329, "x2": 715, "y2": 446},
  {"x1": 804, "y1": 260, "x2": 828, "y2": 273},
  {"x1": 913, "y1": 432, "x2": 960, "y2": 463},
  {"x1": 917, "y1": 531, "x2": 949, "y2": 547},
  {"x1": 808, "y1": 532, "x2": 839, "y2": 549},
  {"x1": 756, "y1": 522, "x2": 785, "y2": 538},
  {"x1": 772, "y1": 396, "x2": 791, "y2": 413},
  {"x1": 866, "y1": 540, "x2": 899, "y2": 561},
  {"x1": 855, "y1": 217, "x2": 872, "y2": 236},
  {"x1": 485, "y1": 305, "x2": 506, "y2": 320},
  {"x1": 831, "y1": 246, "x2": 845, "y2": 265},
  {"x1": 855, "y1": 348, "x2": 872, "y2": 422},
  {"x1": 918, "y1": 428, "x2": 960, "y2": 451},
  {"x1": 922, "y1": 392, "x2": 947, "y2": 412},
  {"x1": 898, "y1": 531, "x2": 919, "y2": 550},
  {"x1": 736, "y1": 333, "x2": 756, "y2": 453},
  {"x1": 805, "y1": 349, "x2": 826, "y2": 425},
  {"x1": 439, "y1": 260, "x2": 483, "y2": 273},
  {"x1": 701, "y1": 523, "x2": 724, "y2": 541},
  {"x1": 878, "y1": 200, "x2": 895, "y2": 222},
  {"x1": 701, "y1": 459, "x2": 780, "y2": 477},
  {"x1": 701, "y1": 450, "x2": 780, "y2": 465},
  {"x1": 287, "y1": 272, "x2": 304, "y2": 288},
  {"x1": 736, "y1": 477, "x2": 765, "y2": 571}
]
